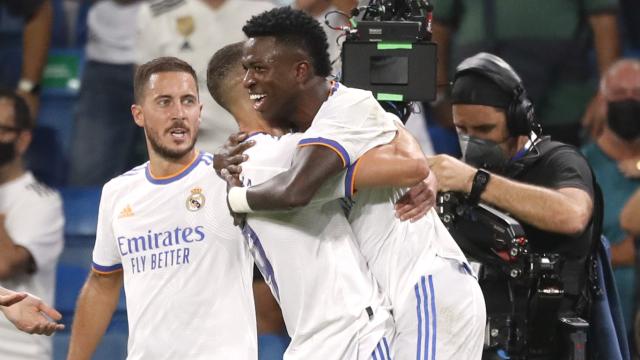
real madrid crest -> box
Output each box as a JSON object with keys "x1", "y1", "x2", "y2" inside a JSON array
[
  {"x1": 186, "y1": 187, "x2": 205, "y2": 211},
  {"x1": 176, "y1": 15, "x2": 195, "y2": 51}
]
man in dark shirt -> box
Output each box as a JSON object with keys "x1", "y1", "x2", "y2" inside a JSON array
[{"x1": 428, "y1": 52, "x2": 595, "y2": 359}]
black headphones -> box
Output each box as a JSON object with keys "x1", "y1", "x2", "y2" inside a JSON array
[{"x1": 454, "y1": 52, "x2": 541, "y2": 137}]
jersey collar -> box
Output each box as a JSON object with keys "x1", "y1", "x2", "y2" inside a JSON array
[{"x1": 145, "y1": 151, "x2": 203, "y2": 185}]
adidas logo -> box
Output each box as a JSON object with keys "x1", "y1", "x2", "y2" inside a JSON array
[{"x1": 119, "y1": 205, "x2": 134, "y2": 218}]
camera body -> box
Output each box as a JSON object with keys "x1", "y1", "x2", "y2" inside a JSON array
[
  {"x1": 437, "y1": 191, "x2": 588, "y2": 359},
  {"x1": 340, "y1": 0, "x2": 437, "y2": 102}
]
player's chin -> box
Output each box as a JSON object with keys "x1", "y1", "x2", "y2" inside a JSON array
[{"x1": 166, "y1": 140, "x2": 196, "y2": 156}]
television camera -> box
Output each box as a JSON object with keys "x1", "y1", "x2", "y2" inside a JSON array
[{"x1": 437, "y1": 191, "x2": 588, "y2": 359}]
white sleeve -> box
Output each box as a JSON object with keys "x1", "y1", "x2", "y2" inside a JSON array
[
  {"x1": 7, "y1": 191, "x2": 64, "y2": 272},
  {"x1": 91, "y1": 184, "x2": 123, "y2": 273},
  {"x1": 299, "y1": 89, "x2": 398, "y2": 167}
]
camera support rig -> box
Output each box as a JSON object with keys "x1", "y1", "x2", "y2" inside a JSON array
[{"x1": 436, "y1": 192, "x2": 586, "y2": 359}]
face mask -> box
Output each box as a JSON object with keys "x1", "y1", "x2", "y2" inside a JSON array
[
  {"x1": 459, "y1": 135, "x2": 509, "y2": 172},
  {"x1": 0, "y1": 140, "x2": 16, "y2": 166},
  {"x1": 607, "y1": 100, "x2": 640, "y2": 141}
]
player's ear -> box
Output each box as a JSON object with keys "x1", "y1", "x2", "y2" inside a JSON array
[
  {"x1": 294, "y1": 60, "x2": 312, "y2": 83},
  {"x1": 131, "y1": 104, "x2": 144, "y2": 128},
  {"x1": 15, "y1": 130, "x2": 32, "y2": 156}
]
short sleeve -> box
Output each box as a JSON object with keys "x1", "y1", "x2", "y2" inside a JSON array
[
  {"x1": 7, "y1": 190, "x2": 64, "y2": 272},
  {"x1": 544, "y1": 148, "x2": 594, "y2": 198},
  {"x1": 92, "y1": 183, "x2": 123, "y2": 273},
  {"x1": 299, "y1": 87, "x2": 397, "y2": 167}
]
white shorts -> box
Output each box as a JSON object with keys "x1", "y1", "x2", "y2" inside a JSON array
[{"x1": 392, "y1": 256, "x2": 486, "y2": 360}]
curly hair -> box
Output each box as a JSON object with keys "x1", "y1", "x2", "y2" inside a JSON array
[
  {"x1": 242, "y1": 7, "x2": 331, "y2": 77},
  {"x1": 207, "y1": 42, "x2": 245, "y2": 111}
]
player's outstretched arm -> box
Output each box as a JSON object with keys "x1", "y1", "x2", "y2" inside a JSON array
[
  {"x1": 67, "y1": 270, "x2": 123, "y2": 360},
  {"x1": 228, "y1": 145, "x2": 344, "y2": 212},
  {"x1": 353, "y1": 124, "x2": 429, "y2": 189},
  {"x1": 0, "y1": 287, "x2": 64, "y2": 335},
  {"x1": 353, "y1": 125, "x2": 435, "y2": 221}
]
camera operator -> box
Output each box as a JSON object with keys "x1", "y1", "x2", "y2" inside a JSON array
[{"x1": 428, "y1": 52, "x2": 596, "y2": 359}]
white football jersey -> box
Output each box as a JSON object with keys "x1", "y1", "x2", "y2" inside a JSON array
[
  {"x1": 299, "y1": 82, "x2": 398, "y2": 168},
  {"x1": 241, "y1": 133, "x2": 392, "y2": 360},
  {"x1": 92, "y1": 151, "x2": 256, "y2": 360},
  {"x1": 348, "y1": 188, "x2": 469, "y2": 306},
  {"x1": 299, "y1": 82, "x2": 470, "y2": 309}
]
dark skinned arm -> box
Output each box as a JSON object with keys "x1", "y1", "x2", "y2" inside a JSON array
[
  {"x1": 354, "y1": 126, "x2": 429, "y2": 188},
  {"x1": 246, "y1": 146, "x2": 343, "y2": 211},
  {"x1": 244, "y1": 123, "x2": 431, "y2": 211},
  {"x1": 222, "y1": 125, "x2": 433, "y2": 214}
]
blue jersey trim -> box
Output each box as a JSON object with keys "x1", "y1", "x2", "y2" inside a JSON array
[
  {"x1": 242, "y1": 224, "x2": 280, "y2": 302},
  {"x1": 422, "y1": 276, "x2": 429, "y2": 359},
  {"x1": 298, "y1": 137, "x2": 351, "y2": 167},
  {"x1": 92, "y1": 262, "x2": 123, "y2": 273},
  {"x1": 429, "y1": 275, "x2": 437, "y2": 360},
  {"x1": 345, "y1": 160, "x2": 358, "y2": 197},
  {"x1": 145, "y1": 151, "x2": 203, "y2": 185},
  {"x1": 246, "y1": 131, "x2": 268, "y2": 140},
  {"x1": 415, "y1": 281, "x2": 423, "y2": 360}
]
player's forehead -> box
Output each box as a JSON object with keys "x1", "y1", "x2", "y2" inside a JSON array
[
  {"x1": 145, "y1": 71, "x2": 198, "y2": 98},
  {"x1": 242, "y1": 37, "x2": 288, "y2": 66}
]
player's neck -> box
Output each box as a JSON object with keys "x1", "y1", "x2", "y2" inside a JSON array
[
  {"x1": 233, "y1": 104, "x2": 286, "y2": 136},
  {"x1": 292, "y1": 77, "x2": 331, "y2": 132},
  {"x1": 0, "y1": 160, "x2": 25, "y2": 185},
  {"x1": 148, "y1": 149, "x2": 198, "y2": 179}
]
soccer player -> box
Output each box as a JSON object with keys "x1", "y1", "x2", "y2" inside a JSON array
[
  {"x1": 222, "y1": 8, "x2": 486, "y2": 359},
  {"x1": 207, "y1": 41, "x2": 442, "y2": 360},
  {"x1": 66, "y1": 57, "x2": 257, "y2": 360},
  {"x1": 208, "y1": 44, "x2": 397, "y2": 360}
]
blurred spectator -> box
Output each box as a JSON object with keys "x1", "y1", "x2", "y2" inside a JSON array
[
  {"x1": 68, "y1": 0, "x2": 145, "y2": 186},
  {"x1": 0, "y1": 0, "x2": 53, "y2": 118},
  {"x1": 136, "y1": 0, "x2": 274, "y2": 153},
  {"x1": 294, "y1": 0, "x2": 356, "y2": 76},
  {"x1": 0, "y1": 89, "x2": 64, "y2": 359},
  {"x1": 621, "y1": 188, "x2": 640, "y2": 236},
  {"x1": 0, "y1": 286, "x2": 64, "y2": 336},
  {"x1": 432, "y1": 0, "x2": 621, "y2": 147},
  {"x1": 582, "y1": 59, "x2": 640, "y2": 332}
]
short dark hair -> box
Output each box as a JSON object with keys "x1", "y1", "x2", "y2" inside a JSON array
[
  {"x1": 207, "y1": 42, "x2": 245, "y2": 111},
  {"x1": 0, "y1": 88, "x2": 33, "y2": 130},
  {"x1": 134, "y1": 57, "x2": 198, "y2": 103},
  {"x1": 243, "y1": 7, "x2": 331, "y2": 77}
]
